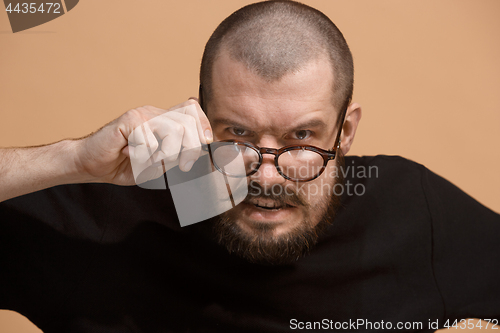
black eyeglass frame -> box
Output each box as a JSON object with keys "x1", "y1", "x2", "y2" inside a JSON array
[
  {"x1": 199, "y1": 84, "x2": 347, "y2": 182},
  {"x1": 203, "y1": 140, "x2": 340, "y2": 182}
]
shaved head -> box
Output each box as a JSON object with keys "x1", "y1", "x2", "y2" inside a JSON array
[{"x1": 200, "y1": 0, "x2": 354, "y2": 114}]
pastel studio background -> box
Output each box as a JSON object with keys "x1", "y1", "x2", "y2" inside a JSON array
[{"x1": 1, "y1": 0, "x2": 499, "y2": 332}]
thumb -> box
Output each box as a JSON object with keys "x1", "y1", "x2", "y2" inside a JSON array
[{"x1": 187, "y1": 98, "x2": 213, "y2": 144}]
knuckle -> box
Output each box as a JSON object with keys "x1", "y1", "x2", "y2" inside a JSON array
[
  {"x1": 127, "y1": 107, "x2": 149, "y2": 119},
  {"x1": 149, "y1": 139, "x2": 159, "y2": 151},
  {"x1": 125, "y1": 108, "x2": 139, "y2": 117},
  {"x1": 142, "y1": 105, "x2": 156, "y2": 111},
  {"x1": 122, "y1": 108, "x2": 141, "y2": 123},
  {"x1": 172, "y1": 122, "x2": 184, "y2": 134},
  {"x1": 186, "y1": 99, "x2": 197, "y2": 106}
]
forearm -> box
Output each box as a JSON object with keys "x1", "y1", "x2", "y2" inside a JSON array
[
  {"x1": 0, "y1": 140, "x2": 86, "y2": 202},
  {"x1": 0, "y1": 102, "x2": 208, "y2": 202}
]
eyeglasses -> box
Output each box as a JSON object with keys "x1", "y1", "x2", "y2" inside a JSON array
[
  {"x1": 198, "y1": 84, "x2": 346, "y2": 182},
  {"x1": 202, "y1": 139, "x2": 341, "y2": 182}
]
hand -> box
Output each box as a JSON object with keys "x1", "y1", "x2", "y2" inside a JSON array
[{"x1": 76, "y1": 99, "x2": 213, "y2": 186}]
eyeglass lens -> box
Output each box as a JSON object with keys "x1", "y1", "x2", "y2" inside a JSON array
[
  {"x1": 211, "y1": 143, "x2": 325, "y2": 180},
  {"x1": 278, "y1": 149, "x2": 325, "y2": 180}
]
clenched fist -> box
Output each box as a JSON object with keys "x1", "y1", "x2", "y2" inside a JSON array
[{"x1": 76, "y1": 100, "x2": 213, "y2": 186}]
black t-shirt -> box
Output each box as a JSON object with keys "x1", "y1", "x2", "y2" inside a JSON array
[{"x1": 1, "y1": 155, "x2": 499, "y2": 332}]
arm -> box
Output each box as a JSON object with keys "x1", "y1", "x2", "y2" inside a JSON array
[
  {"x1": 0, "y1": 140, "x2": 84, "y2": 202},
  {"x1": 0, "y1": 100, "x2": 213, "y2": 203}
]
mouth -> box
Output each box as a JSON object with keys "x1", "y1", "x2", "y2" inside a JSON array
[
  {"x1": 246, "y1": 198, "x2": 296, "y2": 211},
  {"x1": 236, "y1": 199, "x2": 301, "y2": 227}
]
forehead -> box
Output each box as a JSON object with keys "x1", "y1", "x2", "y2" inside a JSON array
[{"x1": 208, "y1": 51, "x2": 337, "y2": 132}]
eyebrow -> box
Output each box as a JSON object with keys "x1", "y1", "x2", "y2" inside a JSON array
[
  {"x1": 288, "y1": 119, "x2": 328, "y2": 132},
  {"x1": 210, "y1": 118, "x2": 249, "y2": 129},
  {"x1": 210, "y1": 117, "x2": 328, "y2": 132}
]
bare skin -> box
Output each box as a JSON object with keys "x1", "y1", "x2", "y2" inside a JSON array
[{"x1": 0, "y1": 100, "x2": 212, "y2": 202}]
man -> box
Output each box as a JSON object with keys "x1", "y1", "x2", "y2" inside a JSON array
[{"x1": 1, "y1": 1, "x2": 499, "y2": 332}]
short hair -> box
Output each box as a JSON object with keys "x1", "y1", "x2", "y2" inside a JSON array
[{"x1": 199, "y1": 0, "x2": 354, "y2": 115}]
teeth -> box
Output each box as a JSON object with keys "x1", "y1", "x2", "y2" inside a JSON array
[
  {"x1": 264, "y1": 201, "x2": 274, "y2": 208},
  {"x1": 255, "y1": 199, "x2": 281, "y2": 209}
]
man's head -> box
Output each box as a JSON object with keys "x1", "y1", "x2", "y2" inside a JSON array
[
  {"x1": 200, "y1": 0, "x2": 354, "y2": 114},
  {"x1": 199, "y1": 1, "x2": 362, "y2": 264}
]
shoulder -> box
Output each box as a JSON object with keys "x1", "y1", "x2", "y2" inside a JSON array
[
  {"x1": 342, "y1": 155, "x2": 428, "y2": 194},
  {"x1": 345, "y1": 155, "x2": 425, "y2": 174},
  {"x1": 335, "y1": 155, "x2": 433, "y2": 231},
  {"x1": 342, "y1": 154, "x2": 499, "y2": 218}
]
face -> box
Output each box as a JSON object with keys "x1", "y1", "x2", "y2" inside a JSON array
[{"x1": 205, "y1": 50, "x2": 345, "y2": 264}]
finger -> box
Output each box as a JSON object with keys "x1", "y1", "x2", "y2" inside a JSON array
[
  {"x1": 128, "y1": 123, "x2": 159, "y2": 163},
  {"x1": 171, "y1": 100, "x2": 213, "y2": 145},
  {"x1": 178, "y1": 146, "x2": 201, "y2": 172},
  {"x1": 141, "y1": 112, "x2": 196, "y2": 172},
  {"x1": 151, "y1": 118, "x2": 184, "y2": 165},
  {"x1": 165, "y1": 100, "x2": 196, "y2": 112},
  {"x1": 186, "y1": 101, "x2": 213, "y2": 145},
  {"x1": 159, "y1": 112, "x2": 202, "y2": 171},
  {"x1": 122, "y1": 145, "x2": 130, "y2": 157},
  {"x1": 190, "y1": 100, "x2": 213, "y2": 144},
  {"x1": 127, "y1": 101, "x2": 212, "y2": 173},
  {"x1": 139, "y1": 105, "x2": 166, "y2": 114}
]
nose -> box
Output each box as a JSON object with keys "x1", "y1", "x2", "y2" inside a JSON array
[{"x1": 249, "y1": 142, "x2": 286, "y2": 189}]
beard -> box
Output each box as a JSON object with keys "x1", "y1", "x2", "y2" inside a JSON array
[{"x1": 206, "y1": 151, "x2": 345, "y2": 265}]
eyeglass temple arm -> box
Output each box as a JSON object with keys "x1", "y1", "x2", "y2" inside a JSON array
[
  {"x1": 199, "y1": 85, "x2": 211, "y2": 153},
  {"x1": 199, "y1": 84, "x2": 205, "y2": 111},
  {"x1": 333, "y1": 107, "x2": 348, "y2": 151}
]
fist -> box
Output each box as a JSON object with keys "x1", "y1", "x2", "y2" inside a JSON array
[{"x1": 76, "y1": 100, "x2": 212, "y2": 186}]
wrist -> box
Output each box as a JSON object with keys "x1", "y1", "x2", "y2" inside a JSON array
[{"x1": 57, "y1": 139, "x2": 92, "y2": 184}]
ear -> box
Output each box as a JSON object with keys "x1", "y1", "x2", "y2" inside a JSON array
[{"x1": 339, "y1": 102, "x2": 362, "y2": 155}]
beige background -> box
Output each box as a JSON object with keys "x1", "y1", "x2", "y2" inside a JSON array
[{"x1": 1, "y1": 0, "x2": 499, "y2": 332}]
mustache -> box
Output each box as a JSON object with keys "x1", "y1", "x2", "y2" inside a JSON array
[{"x1": 244, "y1": 181, "x2": 310, "y2": 208}]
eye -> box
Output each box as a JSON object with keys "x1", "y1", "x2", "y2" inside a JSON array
[
  {"x1": 229, "y1": 127, "x2": 250, "y2": 137},
  {"x1": 290, "y1": 130, "x2": 312, "y2": 140}
]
